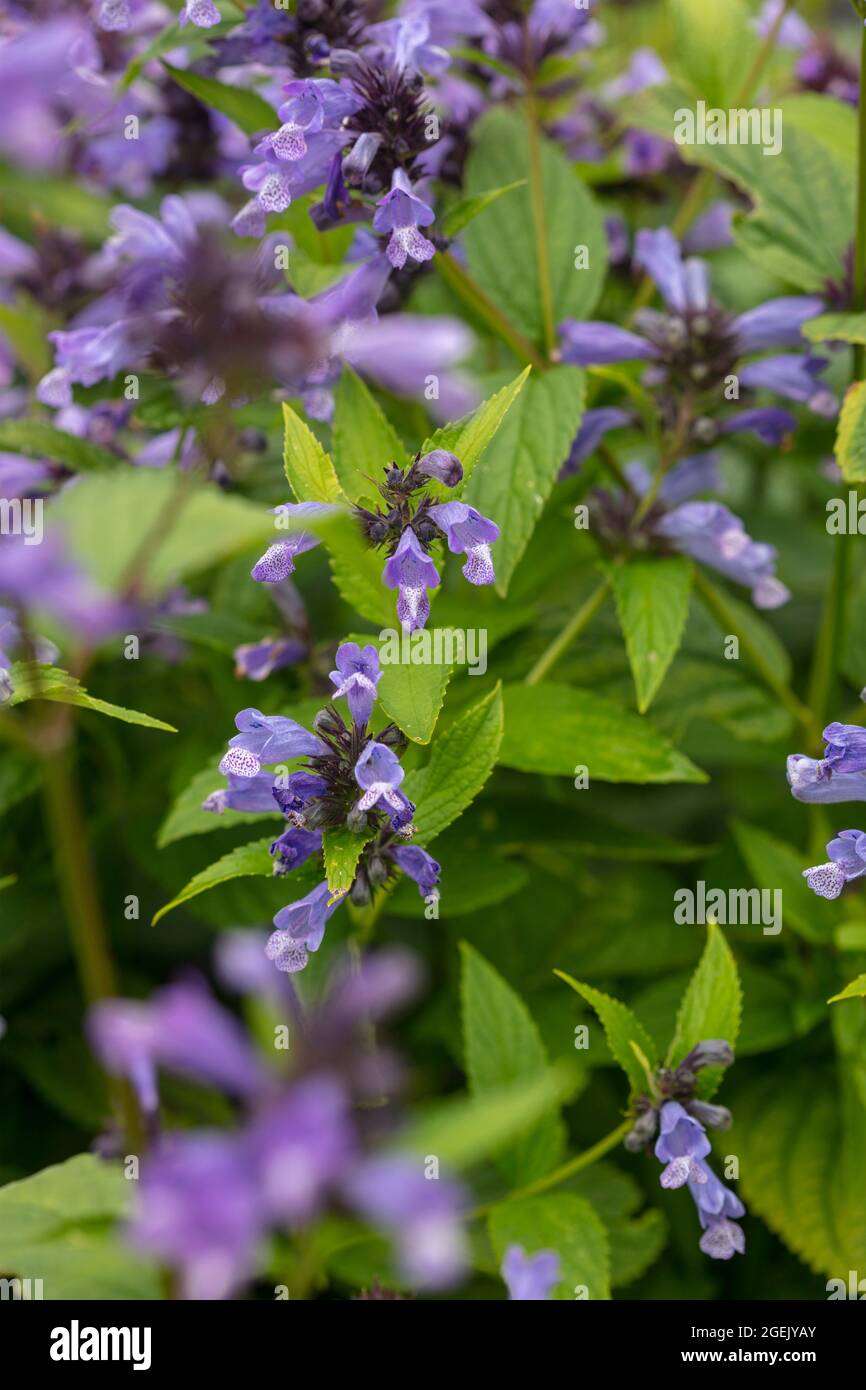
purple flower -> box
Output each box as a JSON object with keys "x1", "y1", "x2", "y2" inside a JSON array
[
  {"x1": 267, "y1": 880, "x2": 345, "y2": 971},
  {"x1": 129, "y1": 1133, "x2": 263, "y2": 1300},
  {"x1": 382, "y1": 527, "x2": 439, "y2": 633},
  {"x1": 234, "y1": 636, "x2": 307, "y2": 682},
  {"x1": 562, "y1": 407, "x2": 633, "y2": 475},
  {"x1": 501, "y1": 1245, "x2": 561, "y2": 1301},
  {"x1": 202, "y1": 770, "x2": 283, "y2": 816},
  {"x1": 273, "y1": 771, "x2": 329, "y2": 819},
  {"x1": 219, "y1": 708, "x2": 324, "y2": 779},
  {"x1": 354, "y1": 741, "x2": 415, "y2": 830},
  {"x1": 246, "y1": 1078, "x2": 355, "y2": 1225},
  {"x1": 343, "y1": 1156, "x2": 467, "y2": 1289},
  {"x1": 179, "y1": 0, "x2": 221, "y2": 28},
  {"x1": 654, "y1": 501, "x2": 789, "y2": 609},
  {"x1": 415, "y1": 449, "x2": 464, "y2": 487},
  {"x1": 0, "y1": 535, "x2": 130, "y2": 646},
  {"x1": 429, "y1": 501, "x2": 500, "y2": 585},
  {"x1": 389, "y1": 845, "x2": 440, "y2": 898},
  {"x1": 654, "y1": 1101, "x2": 711, "y2": 1189},
  {"x1": 803, "y1": 830, "x2": 866, "y2": 900},
  {"x1": 787, "y1": 753, "x2": 866, "y2": 805},
  {"x1": 250, "y1": 502, "x2": 332, "y2": 583},
  {"x1": 373, "y1": 170, "x2": 436, "y2": 269},
  {"x1": 270, "y1": 826, "x2": 322, "y2": 875},
  {"x1": 330, "y1": 642, "x2": 382, "y2": 728},
  {"x1": 817, "y1": 722, "x2": 866, "y2": 777}
]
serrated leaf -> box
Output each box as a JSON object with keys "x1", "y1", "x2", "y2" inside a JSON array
[
  {"x1": 608, "y1": 556, "x2": 692, "y2": 712},
  {"x1": 282, "y1": 402, "x2": 345, "y2": 504},
  {"x1": 0, "y1": 1154, "x2": 159, "y2": 1300},
  {"x1": 0, "y1": 420, "x2": 117, "y2": 472},
  {"x1": 332, "y1": 368, "x2": 406, "y2": 505},
  {"x1": 463, "y1": 108, "x2": 606, "y2": 345},
  {"x1": 803, "y1": 313, "x2": 866, "y2": 346},
  {"x1": 501, "y1": 683, "x2": 707, "y2": 784},
  {"x1": 666, "y1": 922, "x2": 741, "y2": 1098},
  {"x1": 441, "y1": 180, "x2": 526, "y2": 238},
  {"x1": 460, "y1": 943, "x2": 565, "y2": 1187},
  {"x1": 829, "y1": 974, "x2": 866, "y2": 1004},
  {"x1": 422, "y1": 368, "x2": 531, "y2": 500},
  {"x1": 323, "y1": 825, "x2": 372, "y2": 895},
  {"x1": 489, "y1": 1194, "x2": 610, "y2": 1300},
  {"x1": 670, "y1": 0, "x2": 757, "y2": 108},
  {"x1": 555, "y1": 971, "x2": 658, "y2": 1098},
  {"x1": 152, "y1": 836, "x2": 283, "y2": 925},
  {"x1": 404, "y1": 684, "x2": 503, "y2": 842},
  {"x1": 162, "y1": 62, "x2": 277, "y2": 136},
  {"x1": 836, "y1": 380, "x2": 866, "y2": 484},
  {"x1": 321, "y1": 510, "x2": 395, "y2": 625},
  {"x1": 396, "y1": 1066, "x2": 574, "y2": 1170},
  {"x1": 7, "y1": 663, "x2": 176, "y2": 732},
  {"x1": 465, "y1": 366, "x2": 585, "y2": 595},
  {"x1": 348, "y1": 631, "x2": 452, "y2": 744}
]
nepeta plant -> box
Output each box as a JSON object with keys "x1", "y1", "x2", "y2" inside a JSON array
[{"x1": 3, "y1": 0, "x2": 866, "y2": 1313}]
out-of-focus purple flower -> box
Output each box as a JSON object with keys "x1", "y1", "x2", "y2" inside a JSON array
[
  {"x1": 753, "y1": 0, "x2": 812, "y2": 49},
  {"x1": 655, "y1": 501, "x2": 789, "y2": 609},
  {"x1": 653, "y1": 1101, "x2": 711, "y2": 1189},
  {"x1": 803, "y1": 829, "x2": 866, "y2": 900},
  {"x1": 561, "y1": 407, "x2": 633, "y2": 476},
  {"x1": 501, "y1": 1245, "x2": 561, "y2": 1301},
  {"x1": 129, "y1": 1132, "x2": 263, "y2": 1300},
  {"x1": 330, "y1": 642, "x2": 382, "y2": 728},
  {"x1": 787, "y1": 753, "x2": 866, "y2": 805},
  {"x1": 382, "y1": 527, "x2": 439, "y2": 632},
  {"x1": 179, "y1": 0, "x2": 221, "y2": 28},
  {"x1": 0, "y1": 534, "x2": 130, "y2": 644},
  {"x1": 339, "y1": 313, "x2": 476, "y2": 422},
  {"x1": 267, "y1": 880, "x2": 345, "y2": 971},
  {"x1": 219, "y1": 708, "x2": 324, "y2": 779},
  {"x1": 389, "y1": 844, "x2": 440, "y2": 898},
  {"x1": 373, "y1": 169, "x2": 436, "y2": 269},
  {"x1": 87, "y1": 999, "x2": 159, "y2": 1119},
  {"x1": 354, "y1": 741, "x2": 415, "y2": 831},
  {"x1": 366, "y1": 13, "x2": 450, "y2": 76},
  {"x1": 428, "y1": 501, "x2": 499, "y2": 586},
  {"x1": 234, "y1": 635, "x2": 307, "y2": 682},
  {"x1": 344, "y1": 1156, "x2": 467, "y2": 1289},
  {"x1": 682, "y1": 202, "x2": 736, "y2": 255},
  {"x1": 247, "y1": 1078, "x2": 355, "y2": 1224}
]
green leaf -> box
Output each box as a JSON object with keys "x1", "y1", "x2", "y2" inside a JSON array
[
  {"x1": 404, "y1": 684, "x2": 504, "y2": 842},
  {"x1": 460, "y1": 943, "x2": 565, "y2": 1187},
  {"x1": 463, "y1": 108, "x2": 606, "y2": 345},
  {"x1": 803, "y1": 312, "x2": 866, "y2": 346},
  {"x1": 7, "y1": 664, "x2": 176, "y2": 732},
  {"x1": 0, "y1": 300, "x2": 51, "y2": 381},
  {"x1": 665, "y1": 923, "x2": 741, "y2": 1098},
  {"x1": 829, "y1": 974, "x2": 866, "y2": 1005},
  {"x1": 0, "y1": 420, "x2": 118, "y2": 472},
  {"x1": 836, "y1": 381, "x2": 866, "y2": 485},
  {"x1": 555, "y1": 971, "x2": 658, "y2": 1099},
  {"x1": 157, "y1": 766, "x2": 278, "y2": 847},
  {"x1": 396, "y1": 1066, "x2": 574, "y2": 1170},
  {"x1": 731, "y1": 819, "x2": 836, "y2": 944},
  {"x1": 607, "y1": 556, "x2": 692, "y2": 712},
  {"x1": 50, "y1": 466, "x2": 275, "y2": 596},
  {"x1": 282, "y1": 402, "x2": 345, "y2": 504},
  {"x1": 0, "y1": 1154, "x2": 159, "y2": 1299},
  {"x1": 423, "y1": 367, "x2": 531, "y2": 497},
  {"x1": 321, "y1": 510, "x2": 395, "y2": 626},
  {"x1": 0, "y1": 875, "x2": 16, "y2": 892},
  {"x1": 465, "y1": 366, "x2": 585, "y2": 595},
  {"x1": 323, "y1": 825, "x2": 372, "y2": 895},
  {"x1": 332, "y1": 368, "x2": 406, "y2": 505},
  {"x1": 349, "y1": 631, "x2": 452, "y2": 744},
  {"x1": 489, "y1": 1194, "x2": 610, "y2": 1300},
  {"x1": 0, "y1": 164, "x2": 111, "y2": 241},
  {"x1": 670, "y1": 0, "x2": 757, "y2": 108},
  {"x1": 440, "y1": 180, "x2": 526, "y2": 238},
  {"x1": 162, "y1": 62, "x2": 278, "y2": 135},
  {"x1": 152, "y1": 836, "x2": 283, "y2": 925},
  {"x1": 501, "y1": 684, "x2": 707, "y2": 784}
]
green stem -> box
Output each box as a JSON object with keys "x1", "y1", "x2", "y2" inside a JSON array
[
  {"x1": 525, "y1": 579, "x2": 610, "y2": 686},
  {"x1": 474, "y1": 1121, "x2": 631, "y2": 1217},
  {"x1": 694, "y1": 569, "x2": 821, "y2": 745},
  {"x1": 434, "y1": 252, "x2": 547, "y2": 372},
  {"x1": 525, "y1": 91, "x2": 556, "y2": 359}
]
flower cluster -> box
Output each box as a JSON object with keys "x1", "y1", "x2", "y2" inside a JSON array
[
  {"x1": 88, "y1": 942, "x2": 467, "y2": 1298},
  {"x1": 205, "y1": 643, "x2": 440, "y2": 972},
  {"x1": 789, "y1": 713, "x2": 866, "y2": 899},
  {"x1": 624, "y1": 1040, "x2": 744, "y2": 1261}
]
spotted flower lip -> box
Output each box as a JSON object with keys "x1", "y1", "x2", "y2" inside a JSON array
[
  {"x1": 382, "y1": 527, "x2": 440, "y2": 633},
  {"x1": 429, "y1": 500, "x2": 500, "y2": 586},
  {"x1": 267, "y1": 880, "x2": 346, "y2": 970},
  {"x1": 250, "y1": 502, "x2": 333, "y2": 584},
  {"x1": 803, "y1": 829, "x2": 866, "y2": 900},
  {"x1": 372, "y1": 169, "x2": 436, "y2": 269},
  {"x1": 654, "y1": 1101, "x2": 745, "y2": 1260},
  {"x1": 654, "y1": 1101, "x2": 711, "y2": 1189},
  {"x1": 219, "y1": 709, "x2": 325, "y2": 779}
]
